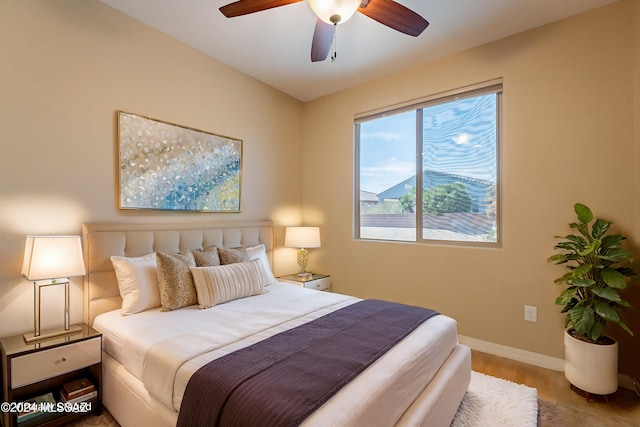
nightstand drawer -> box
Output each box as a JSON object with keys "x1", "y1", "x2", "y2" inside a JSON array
[
  {"x1": 11, "y1": 337, "x2": 101, "y2": 388},
  {"x1": 303, "y1": 276, "x2": 331, "y2": 291}
]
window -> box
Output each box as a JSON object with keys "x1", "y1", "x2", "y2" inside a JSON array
[{"x1": 355, "y1": 83, "x2": 501, "y2": 246}]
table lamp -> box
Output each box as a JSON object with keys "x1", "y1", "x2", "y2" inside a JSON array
[
  {"x1": 284, "y1": 227, "x2": 321, "y2": 277},
  {"x1": 21, "y1": 235, "x2": 86, "y2": 342}
]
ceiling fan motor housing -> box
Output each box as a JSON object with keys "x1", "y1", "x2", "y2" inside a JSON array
[{"x1": 308, "y1": 0, "x2": 361, "y2": 25}]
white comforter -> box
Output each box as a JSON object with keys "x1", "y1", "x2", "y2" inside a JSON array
[{"x1": 94, "y1": 282, "x2": 459, "y2": 426}]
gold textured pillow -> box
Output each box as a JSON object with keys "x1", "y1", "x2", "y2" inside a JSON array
[
  {"x1": 192, "y1": 246, "x2": 220, "y2": 267},
  {"x1": 156, "y1": 251, "x2": 197, "y2": 311},
  {"x1": 218, "y1": 247, "x2": 247, "y2": 265},
  {"x1": 190, "y1": 260, "x2": 265, "y2": 308}
]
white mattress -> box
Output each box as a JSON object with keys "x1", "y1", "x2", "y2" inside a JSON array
[{"x1": 94, "y1": 282, "x2": 460, "y2": 426}]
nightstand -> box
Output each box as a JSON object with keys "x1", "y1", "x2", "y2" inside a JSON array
[
  {"x1": 0, "y1": 324, "x2": 102, "y2": 427},
  {"x1": 279, "y1": 274, "x2": 331, "y2": 292}
]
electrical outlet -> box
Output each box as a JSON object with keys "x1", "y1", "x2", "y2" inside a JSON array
[{"x1": 524, "y1": 305, "x2": 537, "y2": 322}]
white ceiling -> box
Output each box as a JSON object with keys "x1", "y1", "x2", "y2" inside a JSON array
[{"x1": 99, "y1": 0, "x2": 618, "y2": 102}]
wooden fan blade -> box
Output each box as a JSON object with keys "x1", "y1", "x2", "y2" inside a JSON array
[
  {"x1": 219, "y1": 0, "x2": 302, "y2": 18},
  {"x1": 311, "y1": 19, "x2": 335, "y2": 62},
  {"x1": 358, "y1": 0, "x2": 428, "y2": 37}
]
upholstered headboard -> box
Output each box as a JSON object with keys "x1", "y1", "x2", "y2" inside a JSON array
[{"x1": 82, "y1": 221, "x2": 274, "y2": 326}]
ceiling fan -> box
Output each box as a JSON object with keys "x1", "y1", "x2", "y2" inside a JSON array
[{"x1": 219, "y1": 0, "x2": 429, "y2": 62}]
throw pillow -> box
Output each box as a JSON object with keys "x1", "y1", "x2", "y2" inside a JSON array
[
  {"x1": 156, "y1": 251, "x2": 197, "y2": 311},
  {"x1": 190, "y1": 260, "x2": 265, "y2": 308}
]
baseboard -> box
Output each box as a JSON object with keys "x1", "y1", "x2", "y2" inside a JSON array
[
  {"x1": 459, "y1": 335, "x2": 565, "y2": 372},
  {"x1": 459, "y1": 335, "x2": 636, "y2": 391}
]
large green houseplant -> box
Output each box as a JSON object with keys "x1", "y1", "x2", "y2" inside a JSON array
[
  {"x1": 547, "y1": 203, "x2": 635, "y2": 343},
  {"x1": 548, "y1": 203, "x2": 636, "y2": 396}
]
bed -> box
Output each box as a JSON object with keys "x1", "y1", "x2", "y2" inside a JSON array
[{"x1": 82, "y1": 221, "x2": 471, "y2": 427}]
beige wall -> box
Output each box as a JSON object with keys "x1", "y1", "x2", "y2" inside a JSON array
[
  {"x1": 0, "y1": 0, "x2": 303, "y2": 336},
  {"x1": 619, "y1": 0, "x2": 640, "y2": 380},
  {"x1": 303, "y1": 0, "x2": 639, "y2": 373}
]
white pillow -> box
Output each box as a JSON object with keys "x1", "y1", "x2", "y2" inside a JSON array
[
  {"x1": 190, "y1": 260, "x2": 266, "y2": 309},
  {"x1": 110, "y1": 253, "x2": 160, "y2": 315},
  {"x1": 245, "y1": 244, "x2": 277, "y2": 285}
]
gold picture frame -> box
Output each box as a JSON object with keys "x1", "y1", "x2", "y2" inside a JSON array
[{"x1": 117, "y1": 111, "x2": 242, "y2": 212}]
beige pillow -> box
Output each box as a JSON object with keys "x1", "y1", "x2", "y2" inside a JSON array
[
  {"x1": 156, "y1": 251, "x2": 197, "y2": 311},
  {"x1": 192, "y1": 246, "x2": 220, "y2": 267},
  {"x1": 218, "y1": 247, "x2": 247, "y2": 265},
  {"x1": 110, "y1": 253, "x2": 159, "y2": 315},
  {"x1": 190, "y1": 260, "x2": 266, "y2": 308}
]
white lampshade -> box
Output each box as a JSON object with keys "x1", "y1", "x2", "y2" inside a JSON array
[
  {"x1": 307, "y1": 0, "x2": 361, "y2": 25},
  {"x1": 285, "y1": 227, "x2": 321, "y2": 249},
  {"x1": 22, "y1": 235, "x2": 86, "y2": 281}
]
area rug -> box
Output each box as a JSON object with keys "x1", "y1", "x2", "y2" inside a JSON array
[{"x1": 451, "y1": 371, "x2": 539, "y2": 427}]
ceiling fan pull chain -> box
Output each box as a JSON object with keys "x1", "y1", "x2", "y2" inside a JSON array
[{"x1": 331, "y1": 29, "x2": 337, "y2": 63}]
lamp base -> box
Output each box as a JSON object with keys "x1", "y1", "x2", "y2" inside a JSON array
[
  {"x1": 23, "y1": 324, "x2": 82, "y2": 343},
  {"x1": 296, "y1": 248, "x2": 309, "y2": 276}
]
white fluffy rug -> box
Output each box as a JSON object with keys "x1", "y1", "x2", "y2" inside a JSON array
[{"x1": 451, "y1": 371, "x2": 539, "y2": 427}]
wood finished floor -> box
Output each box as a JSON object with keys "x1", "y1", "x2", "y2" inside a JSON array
[{"x1": 471, "y1": 350, "x2": 640, "y2": 426}]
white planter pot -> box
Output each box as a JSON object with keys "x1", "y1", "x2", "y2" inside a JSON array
[{"x1": 564, "y1": 329, "x2": 618, "y2": 395}]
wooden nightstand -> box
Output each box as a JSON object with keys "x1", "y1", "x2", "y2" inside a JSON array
[
  {"x1": 279, "y1": 274, "x2": 331, "y2": 292},
  {"x1": 0, "y1": 324, "x2": 102, "y2": 427}
]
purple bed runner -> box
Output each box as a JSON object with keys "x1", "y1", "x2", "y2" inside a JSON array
[{"x1": 176, "y1": 299, "x2": 439, "y2": 427}]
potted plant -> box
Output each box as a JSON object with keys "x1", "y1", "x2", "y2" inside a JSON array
[{"x1": 547, "y1": 203, "x2": 636, "y2": 397}]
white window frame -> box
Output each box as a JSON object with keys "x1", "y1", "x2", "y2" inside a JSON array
[{"x1": 354, "y1": 80, "x2": 503, "y2": 247}]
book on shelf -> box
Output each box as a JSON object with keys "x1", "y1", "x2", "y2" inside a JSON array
[
  {"x1": 60, "y1": 389, "x2": 97, "y2": 404},
  {"x1": 16, "y1": 391, "x2": 56, "y2": 422},
  {"x1": 62, "y1": 378, "x2": 95, "y2": 400}
]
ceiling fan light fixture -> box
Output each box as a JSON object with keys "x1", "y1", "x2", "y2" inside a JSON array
[{"x1": 308, "y1": 0, "x2": 361, "y2": 25}]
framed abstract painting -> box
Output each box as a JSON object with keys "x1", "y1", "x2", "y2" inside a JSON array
[{"x1": 117, "y1": 111, "x2": 242, "y2": 212}]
